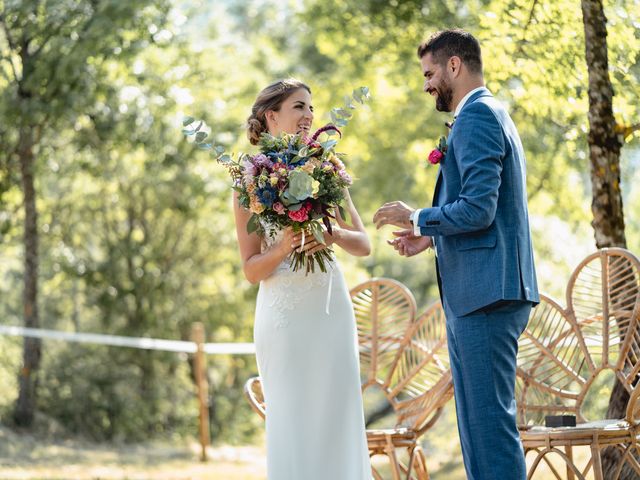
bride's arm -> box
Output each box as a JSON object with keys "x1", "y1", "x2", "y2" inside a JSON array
[
  {"x1": 295, "y1": 188, "x2": 370, "y2": 257},
  {"x1": 330, "y1": 188, "x2": 371, "y2": 257},
  {"x1": 234, "y1": 192, "x2": 296, "y2": 284}
]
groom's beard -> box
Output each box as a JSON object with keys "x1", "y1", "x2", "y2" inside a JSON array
[{"x1": 435, "y1": 83, "x2": 454, "y2": 112}]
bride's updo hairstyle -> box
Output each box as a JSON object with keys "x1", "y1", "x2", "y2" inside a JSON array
[{"x1": 246, "y1": 78, "x2": 311, "y2": 145}]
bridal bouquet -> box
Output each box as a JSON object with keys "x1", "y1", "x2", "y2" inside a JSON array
[{"x1": 183, "y1": 87, "x2": 370, "y2": 273}]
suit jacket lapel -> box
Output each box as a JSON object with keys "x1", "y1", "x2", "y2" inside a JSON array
[{"x1": 432, "y1": 168, "x2": 443, "y2": 207}]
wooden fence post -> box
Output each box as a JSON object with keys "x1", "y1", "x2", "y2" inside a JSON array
[{"x1": 192, "y1": 322, "x2": 210, "y2": 462}]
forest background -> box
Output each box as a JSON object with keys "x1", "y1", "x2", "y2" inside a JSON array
[{"x1": 0, "y1": 0, "x2": 639, "y2": 477}]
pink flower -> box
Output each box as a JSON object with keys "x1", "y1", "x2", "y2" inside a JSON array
[
  {"x1": 428, "y1": 149, "x2": 444, "y2": 165},
  {"x1": 287, "y1": 202, "x2": 312, "y2": 222},
  {"x1": 273, "y1": 202, "x2": 285, "y2": 215},
  {"x1": 288, "y1": 208, "x2": 309, "y2": 222}
]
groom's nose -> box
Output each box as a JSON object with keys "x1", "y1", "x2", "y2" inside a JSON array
[{"x1": 423, "y1": 79, "x2": 430, "y2": 92}]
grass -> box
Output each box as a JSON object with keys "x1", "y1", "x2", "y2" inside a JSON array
[{"x1": 0, "y1": 404, "x2": 596, "y2": 480}]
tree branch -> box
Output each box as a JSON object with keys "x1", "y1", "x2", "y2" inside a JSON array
[
  {"x1": 615, "y1": 122, "x2": 640, "y2": 141},
  {"x1": 31, "y1": 4, "x2": 87, "y2": 58},
  {"x1": 517, "y1": 0, "x2": 540, "y2": 54}
]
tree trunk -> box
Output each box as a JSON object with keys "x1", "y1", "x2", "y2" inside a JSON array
[
  {"x1": 13, "y1": 125, "x2": 41, "y2": 427},
  {"x1": 582, "y1": 0, "x2": 625, "y2": 249},
  {"x1": 581, "y1": 1, "x2": 632, "y2": 478}
]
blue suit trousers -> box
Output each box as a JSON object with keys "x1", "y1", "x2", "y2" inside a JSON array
[{"x1": 443, "y1": 299, "x2": 530, "y2": 480}]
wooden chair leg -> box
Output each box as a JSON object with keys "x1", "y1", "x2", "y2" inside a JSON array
[
  {"x1": 413, "y1": 445, "x2": 430, "y2": 480},
  {"x1": 384, "y1": 434, "x2": 402, "y2": 480},
  {"x1": 565, "y1": 445, "x2": 575, "y2": 480},
  {"x1": 591, "y1": 444, "x2": 604, "y2": 480}
]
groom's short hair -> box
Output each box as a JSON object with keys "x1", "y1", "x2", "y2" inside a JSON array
[{"x1": 417, "y1": 29, "x2": 482, "y2": 74}]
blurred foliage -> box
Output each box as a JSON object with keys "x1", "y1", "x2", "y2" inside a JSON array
[{"x1": 0, "y1": 0, "x2": 638, "y2": 449}]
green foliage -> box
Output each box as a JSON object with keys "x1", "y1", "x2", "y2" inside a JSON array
[
  {"x1": 37, "y1": 344, "x2": 197, "y2": 441},
  {"x1": 0, "y1": 0, "x2": 638, "y2": 449}
]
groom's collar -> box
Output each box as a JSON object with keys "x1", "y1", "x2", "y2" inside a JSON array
[{"x1": 453, "y1": 86, "x2": 490, "y2": 118}]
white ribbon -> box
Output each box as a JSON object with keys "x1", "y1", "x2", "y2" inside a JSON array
[{"x1": 325, "y1": 265, "x2": 334, "y2": 315}]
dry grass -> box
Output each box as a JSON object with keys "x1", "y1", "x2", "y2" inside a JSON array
[
  {"x1": 0, "y1": 414, "x2": 595, "y2": 480},
  {"x1": 0, "y1": 425, "x2": 265, "y2": 480}
]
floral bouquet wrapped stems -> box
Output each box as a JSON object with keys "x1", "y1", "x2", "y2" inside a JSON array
[{"x1": 183, "y1": 87, "x2": 370, "y2": 274}]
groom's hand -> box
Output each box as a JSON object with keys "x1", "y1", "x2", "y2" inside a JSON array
[
  {"x1": 388, "y1": 229, "x2": 433, "y2": 257},
  {"x1": 373, "y1": 201, "x2": 414, "y2": 229}
]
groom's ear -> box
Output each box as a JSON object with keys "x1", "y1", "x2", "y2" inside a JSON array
[{"x1": 448, "y1": 56, "x2": 462, "y2": 77}]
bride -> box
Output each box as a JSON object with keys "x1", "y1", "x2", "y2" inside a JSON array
[{"x1": 234, "y1": 78, "x2": 372, "y2": 479}]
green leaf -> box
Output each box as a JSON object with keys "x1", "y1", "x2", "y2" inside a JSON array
[
  {"x1": 320, "y1": 139, "x2": 338, "y2": 150},
  {"x1": 310, "y1": 221, "x2": 325, "y2": 244},
  {"x1": 215, "y1": 145, "x2": 225, "y2": 155},
  {"x1": 338, "y1": 204, "x2": 349, "y2": 223},
  {"x1": 334, "y1": 108, "x2": 352, "y2": 118},
  {"x1": 195, "y1": 131, "x2": 207, "y2": 143},
  {"x1": 246, "y1": 214, "x2": 260, "y2": 235},
  {"x1": 182, "y1": 116, "x2": 195, "y2": 126},
  {"x1": 218, "y1": 154, "x2": 232, "y2": 164}
]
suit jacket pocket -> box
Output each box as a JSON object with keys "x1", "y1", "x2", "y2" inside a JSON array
[{"x1": 455, "y1": 232, "x2": 497, "y2": 251}]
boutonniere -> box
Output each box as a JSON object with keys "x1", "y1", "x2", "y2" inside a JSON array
[{"x1": 427, "y1": 135, "x2": 448, "y2": 165}]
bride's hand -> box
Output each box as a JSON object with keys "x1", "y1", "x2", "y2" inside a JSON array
[
  {"x1": 275, "y1": 227, "x2": 297, "y2": 258},
  {"x1": 292, "y1": 224, "x2": 340, "y2": 255}
]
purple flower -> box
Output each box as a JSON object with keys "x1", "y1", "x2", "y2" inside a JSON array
[
  {"x1": 338, "y1": 169, "x2": 352, "y2": 184},
  {"x1": 241, "y1": 157, "x2": 257, "y2": 177},
  {"x1": 254, "y1": 154, "x2": 273, "y2": 169}
]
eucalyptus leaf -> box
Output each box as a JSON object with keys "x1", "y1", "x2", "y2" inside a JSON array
[
  {"x1": 182, "y1": 116, "x2": 195, "y2": 126},
  {"x1": 195, "y1": 131, "x2": 207, "y2": 142},
  {"x1": 320, "y1": 139, "x2": 338, "y2": 150}
]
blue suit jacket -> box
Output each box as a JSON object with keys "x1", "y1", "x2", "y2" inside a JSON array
[{"x1": 416, "y1": 88, "x2": 539, "y2": 317}]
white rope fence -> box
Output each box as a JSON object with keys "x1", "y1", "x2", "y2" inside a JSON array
[{"x1": 0, "y1": 325, "x2": 255, "y2": 355}]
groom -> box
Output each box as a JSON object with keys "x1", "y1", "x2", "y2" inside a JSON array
[{"x1": 373, "y1": 29, "x2": 539, "y2": 479}]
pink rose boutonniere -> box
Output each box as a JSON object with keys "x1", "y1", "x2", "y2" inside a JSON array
[{"x1": 427, "y1": 135, "x2": 448, "y2": 165}]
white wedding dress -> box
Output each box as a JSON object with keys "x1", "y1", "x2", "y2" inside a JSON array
[{"x1": 254, "y1": 225, "x2": 371, "y2": 480}]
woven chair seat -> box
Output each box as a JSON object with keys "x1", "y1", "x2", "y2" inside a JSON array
[
  {"x1": 366, "y1": 427, "x2": 417, "y2": 442},
  {"x1": 520, "y1": 420, "x2": 639, "y2": 448}
]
